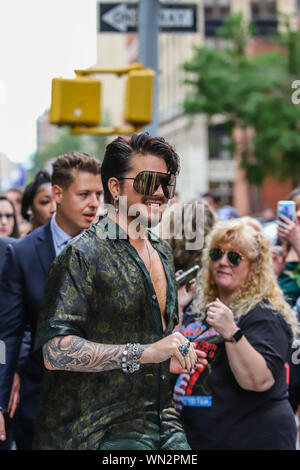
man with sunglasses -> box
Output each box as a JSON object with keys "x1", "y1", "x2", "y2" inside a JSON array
[{"x1": 32, "y1": 132, "x2": 207, "y2": 451}]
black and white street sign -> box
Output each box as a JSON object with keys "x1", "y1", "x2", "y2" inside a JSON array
[
  {"x1": 99, "y1": 3, "x2": 137, "y2": 33},
  {"x1": 98, "y1": 2, "x2": 198, "y2": 33}
]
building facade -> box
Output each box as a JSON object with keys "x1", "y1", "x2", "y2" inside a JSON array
[
  {"x1": 158, "y1": 0, "x2": 297, "y2": 213},
  {"x1": 96, "y1": 0, "x2": 298, "y2": 213}
]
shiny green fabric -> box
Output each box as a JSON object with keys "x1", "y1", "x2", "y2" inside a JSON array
[
  {"x1": 32, "y1": 216, "x2": 188, "y2": 450},
  {"x1": 99, "y1": 430, "x2": 190, "y2": 451},
  {"x1": 278, "y1": 261, "x2": 300, "y2": 306}
]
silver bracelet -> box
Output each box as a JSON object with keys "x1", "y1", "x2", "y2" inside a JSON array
[{"x1": 121, "y1": 343, "x2": 141, "y2": 374}]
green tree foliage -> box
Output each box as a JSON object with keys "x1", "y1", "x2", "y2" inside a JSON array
[
  {"x1": 182, "y1": 13, "x2": 300, "y2": 186},
  {"x1": 29, "y1": 125, "x2": 108, "y2": 179}
]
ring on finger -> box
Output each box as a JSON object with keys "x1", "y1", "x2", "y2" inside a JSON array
[{"x1": 179, "y1": 341, "x2": 190, "y2": 357}]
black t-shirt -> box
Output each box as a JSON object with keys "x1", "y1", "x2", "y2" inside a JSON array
[{"x1": 174, "y1": 303, "x2": 297, "y2": 450}]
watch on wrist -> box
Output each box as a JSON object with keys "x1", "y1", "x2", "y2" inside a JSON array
[{"x1": 225, "y1": 327, "x2": 243, "y2": 343}]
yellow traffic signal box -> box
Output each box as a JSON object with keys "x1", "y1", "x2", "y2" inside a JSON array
[
  {"x1": 123, "y1": 69, "x2": 155, "y2": 126},
  {"x1": 50, "y1": 77, "x2": 101, "y2": 126}
]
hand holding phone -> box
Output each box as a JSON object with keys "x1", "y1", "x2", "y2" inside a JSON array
[
  {"x1": 277, "y1": 201, "x2": 296, "y2": 223},
  {"x1": 276, "y1": 201, "x2": 300, "y2": 256},
  {"x1": 176, "y1": 265, "x2": 200, "y2": 287}
]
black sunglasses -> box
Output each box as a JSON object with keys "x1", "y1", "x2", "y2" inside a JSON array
[
  {"x1": 118, "y1": 171, "x2": 176, "y2": 200},
  {"x1": 209, "y1": 248, "x2": 243, "y2": 266}
]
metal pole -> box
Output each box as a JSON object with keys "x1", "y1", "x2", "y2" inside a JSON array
[{"x1": 138, "y1": 0, "x2": 159, "y2": 136}]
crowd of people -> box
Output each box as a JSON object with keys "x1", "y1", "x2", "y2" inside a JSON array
[
  {"x1": 0, "y1": 152, "x2": 103, "y2": 449},
  {"x1": 0, "y1": 133, "x2": 299, "y2": 451}
]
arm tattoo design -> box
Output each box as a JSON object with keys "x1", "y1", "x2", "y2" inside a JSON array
[
  {"x1": 43, "y1": 336, "x2": 151, "y2": 372},
  {"x1": 43, "y1": 336, "x2": 125, "y2": 372}
]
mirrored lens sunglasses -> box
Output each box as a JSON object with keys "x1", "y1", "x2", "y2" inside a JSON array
[
  {"x1": 209, "y1": 248, "x2": 243, "y2": 266},
  {"x1": 118, "y1": 171, "x2": 176, "y2": 199}
]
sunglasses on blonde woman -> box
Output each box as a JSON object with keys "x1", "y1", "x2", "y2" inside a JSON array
[{"x1": 209, "y1": 248, "x2": 243, "y2": 266}]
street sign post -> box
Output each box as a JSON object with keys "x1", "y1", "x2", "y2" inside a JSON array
[
  {"x1": 137, "y1": 0, "x2": 160, "y2": 136},
  {"x1": 98, "y1": 2, "x2": 198, "y2": 33}
]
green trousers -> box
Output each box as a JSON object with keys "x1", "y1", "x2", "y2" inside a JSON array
[{"x1": 99, "y1": 430, "x2": 191, "y2": 451}]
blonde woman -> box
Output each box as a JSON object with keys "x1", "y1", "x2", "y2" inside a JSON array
[{"x1": 174, "y1": 219, "x2": 299, "y2": 450}]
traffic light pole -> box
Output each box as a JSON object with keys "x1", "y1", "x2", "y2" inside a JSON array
[
  {"x1": 68, "y1": 63, "x2": 147, "y2": 136},
  {"x1": 51, "y1": 2, "x2": 159, "y2": 136},
  {"x1": 138, "y1": 0, "x2": 159, "y2": 137}
]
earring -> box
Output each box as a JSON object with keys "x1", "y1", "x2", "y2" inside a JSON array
[{"x1": 113, "y1": 195, "x2": 119, "y2": 213}]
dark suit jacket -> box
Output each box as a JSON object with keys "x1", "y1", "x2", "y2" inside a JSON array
[
  {"x1": 0, "y1": 236, "x2": 16, "y2": 273},
  {"x1": 0, "y1": 222, "x2": 55, "y2": 411}
]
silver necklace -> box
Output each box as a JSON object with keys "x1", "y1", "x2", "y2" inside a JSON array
[{"x1": 145, "y1": 239, "x2": 154, "y2": 275}]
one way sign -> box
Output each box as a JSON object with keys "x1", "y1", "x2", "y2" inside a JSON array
[{"x1": 98, "y1": 2, "x2": 198, "y2": 33}]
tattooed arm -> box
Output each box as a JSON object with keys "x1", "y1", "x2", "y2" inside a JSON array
[
  {"x1": 42, "y1": 332, "x2": 207, "y2": 374},
  {"x1": 43, "y1": 335, "x2": 129, "y2": 372}
]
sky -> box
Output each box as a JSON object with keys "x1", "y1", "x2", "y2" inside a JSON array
[{"x1": 0, "y1": 0, "x2": 98, "y2": 165}]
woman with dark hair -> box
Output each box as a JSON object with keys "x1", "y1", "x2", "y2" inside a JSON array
[
  {"x1": 21, "y1": 171, "x2": 56, "y2": 232},
  {"x1": 0, "y1": 196, "x2": 19, "y2": 238}
]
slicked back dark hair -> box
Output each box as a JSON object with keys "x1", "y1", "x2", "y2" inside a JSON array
[
  {"x1": 51, "y1": 151, "x2": 101, "y2": 189},
  {"x1": 101, "y1": 132, "x2": 180, "y2": 203}
]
